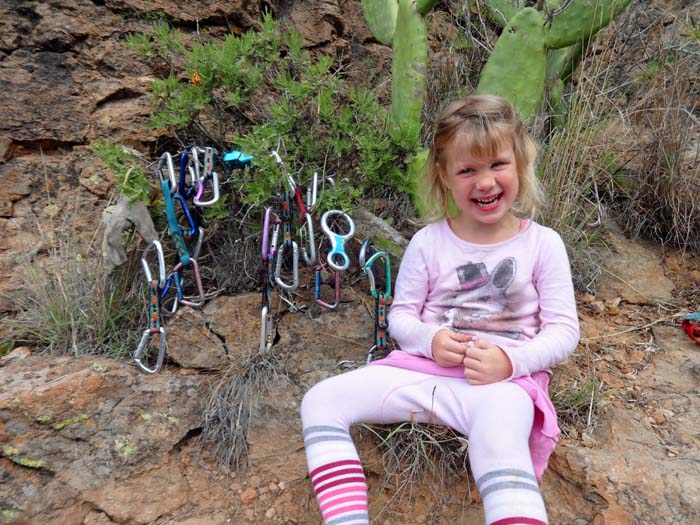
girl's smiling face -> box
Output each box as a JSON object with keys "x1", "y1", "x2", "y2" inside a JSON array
[{"x1": 439, "y1": 135, "x2": 520, "y2": 240}]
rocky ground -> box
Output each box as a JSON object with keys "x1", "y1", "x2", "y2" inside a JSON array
[
  {"x1": 1, "y1": 232, "x2": 699, "y2": 524},
  {"x1": 1, "y1": 0, "x2": 700, "y2": 524}
]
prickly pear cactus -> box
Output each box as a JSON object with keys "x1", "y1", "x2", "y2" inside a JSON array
[
  {"x1": 484, "y1": 0, "x2": 525, "y2": 28},
  {"x1": 544, "y1": 0, "x2": 634, "y2": 49},
  {"x1": 392, "y1": 0, "x2": 430, "y2": 140},
  {"x1": 477, "y1": 8, "x2": 546, "y2": 121},
  {"x1": 361, "y1": 0, "x2": 438, "y2": 141},
  {"x1": 361, "y1": 0, "x2": 397, "y2": 46},
  {"x1": 476, "y1": 0, "x2": 632, "y2": 120}
]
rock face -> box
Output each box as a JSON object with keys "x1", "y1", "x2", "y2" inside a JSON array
[
  {"x1": 596, "y1": 226, "x2": 676, "y2": 305},
  {"x1": 3, "y1": 284, "x2": 700, "y2": 524},
  {"x1": 0, "y1": 356, "x2": 207, "y2": 524}
]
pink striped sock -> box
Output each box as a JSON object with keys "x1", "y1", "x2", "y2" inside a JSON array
[{"x1": 304, "y1": 426, "x2": 369, "y2": 525}]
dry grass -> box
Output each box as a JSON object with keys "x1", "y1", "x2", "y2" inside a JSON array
[
  {"x1": 360, "y1": 418, "x2": 472, "y2": 517},
  {"x1": 613, "y1": 44, "x2": 700, "y2": 251},
  {"x1": 3, "y1": 230, "x2": 144, "y2": 358},
  {"x1": 201, "y1": 349, "x2": 286, "y2": 470}
]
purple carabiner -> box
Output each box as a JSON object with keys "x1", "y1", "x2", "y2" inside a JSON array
[
  {"x1": 172, "y1": 258, "x2": 206, "y2": 308},
  {"x1": 262, "y1": 207, "x2": 280, "y2": 261}
]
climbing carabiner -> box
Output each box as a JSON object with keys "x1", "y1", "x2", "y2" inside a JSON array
[
  {"x1": 262, "y1": 207, "x2": 281, "y2": 262},
  {"x1": 274, "y1": 240, "x2": 299, "y2": 291},
  {"x1": 134, "y1": 326, "x2": 167, "y2": 374},
  {"x1": 259, "y1": 305, "x2": 276, "y2": 353},
  {"x1": 299, "y1": 212, "x2": 317, "y2": 266},
  {"x1": 314, "y1": 263, "x2": 341, "y2": 310},
  {"x1": 306, "y1": 171, "x2": 318, "y2": 213},
  {"x1": 172, "y1": 258, "x2": 206, "y2": 307},
  {"x1": 193, "y1": 148, "x2": 220, "y2": 206},
  {"x1": 156, "y1": 152, "x2": 177, "y2": 195},
  {"x1": 363, "y1": 251, "x2": 392, "y2": 299},
  {"x1": 141, "y1": 240, "x2": 166, "y2": 288},
  {"x1": 133, "y1": 278, "x2": 166, "y2": 374}
]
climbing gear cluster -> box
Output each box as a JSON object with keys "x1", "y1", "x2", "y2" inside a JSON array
[
  {"x1": 133, "y1": 147, "x2": 251, "y2": 374},
  {"x1": 259, "y1": 151, "x2": 393, "y2": 364},
  {"x1": 132, "y1": 147, "x2": 394, "y2": 373}
]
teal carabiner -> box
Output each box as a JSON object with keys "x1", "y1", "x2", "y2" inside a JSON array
[{"x1": 363, "y1": 251, "x2": 392, "y2": 299}]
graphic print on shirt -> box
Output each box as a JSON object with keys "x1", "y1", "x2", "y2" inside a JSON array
[{"x1": 442, "y1": 257, "x2": 524, "y2": 340}]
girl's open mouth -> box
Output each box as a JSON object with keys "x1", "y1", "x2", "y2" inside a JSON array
[{"x1": 472, "y1": 193, "x2": 502, "y2": 210}]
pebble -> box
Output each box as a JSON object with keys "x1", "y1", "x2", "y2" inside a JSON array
[
  {"x1": 591, "y1": 301, "x2": 606, "y2": 314},
  {"x1": 629, "y1": 349, "x2": 645, "y2": 362},
  {"x1": 240, "y1": 488, "x2": 257, "y2": 503},
  {"x1": 617, "y1": 363, "x2": 633, "y2": 374},
  {"x1": 580, "y1": 293, "x2": 596, "y2": 303},
  {"x1": 651, "y1": 411, "x2": 666, "y2": 424},
  {"x1": 607, "y1": 305, "x2": 621, "y2": 316},
  {"x1": 605, "y1": 297, "x2": 622, "y2": 308}
]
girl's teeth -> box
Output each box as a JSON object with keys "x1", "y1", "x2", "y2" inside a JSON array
[{"x1": 476, "y1": 195, "x2": 499, "y2": 207}]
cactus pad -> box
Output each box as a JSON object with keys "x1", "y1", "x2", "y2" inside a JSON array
[
  {"x1": 391, "y1": 0, "x2": 429, "y2": 139},
  {"x1": 544, "y1": 0, "x2": 633, "y2": 49},
  {"x1": 361, "y1": 0, "x2": 398, "y2": 46},
  {"x1": 477, "y1": 8, "x2": 546, "y2": 121},
  {"x1": 484, "y1": 0, "x2": 525, "y2": 28}
]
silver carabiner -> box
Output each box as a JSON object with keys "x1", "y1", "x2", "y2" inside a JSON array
[
  {"x1": 193, "y1": 170, "x2": 220, "y2": 206},
  {"x1": 321, "y1": 210, "x2": 355, "y2": 272},
  {"x1": 189, "y1": 226, "x2": 204, "y2": 260},
  {"x1": 274, "y1": 241, "x2": 299, "y2": 290},
  {"x1": 141, "y1": 240, "x2": 166, "y2": 288},
  {"x1": 156, "y1": 152, "x2": 177, "y2": 195},
  {"x1": 259, "y1": 306, "x2": 276, "y2": 353},
  {"x1": 134, "y1": 327, "x2": 167, "y2": 374},
  {"x1": 306, "y1": 171, "x2": 318, "y2": 212},
  {"x1": 299, "y1": 212, "x2": 317, "y2": 266}
]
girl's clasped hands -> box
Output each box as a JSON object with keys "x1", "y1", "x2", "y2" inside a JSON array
[{"x1": 431, "y1": 328, "x2": 513, "y2": 385}]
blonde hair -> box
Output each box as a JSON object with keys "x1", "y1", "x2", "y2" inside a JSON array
[{"x1": 423, "y1": 93, "x2": 542, "y2": 221}]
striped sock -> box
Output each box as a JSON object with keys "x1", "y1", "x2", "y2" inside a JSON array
[
  {"x1": 303, "y1": 425, "x2": 369, "y2": 525},
  {"x1": 476, "y1": 468, "x2": 548, "y2": 525}
]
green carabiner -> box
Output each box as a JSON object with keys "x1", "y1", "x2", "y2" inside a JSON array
[{"x1": 363, "y1": 251, "x2": 391, "y2": 299}]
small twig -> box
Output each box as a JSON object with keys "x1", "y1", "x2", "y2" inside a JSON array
[{"x1": 580, "y1": 316, "x2": 669, "y2": 342}]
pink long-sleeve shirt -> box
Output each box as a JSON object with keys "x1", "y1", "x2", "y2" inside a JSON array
[{"x1": 370, "y1": 218, "x2": 580, "y2": 479}]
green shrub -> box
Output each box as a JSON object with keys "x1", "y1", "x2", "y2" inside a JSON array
[
  {"x1": 140, "y1": 13, "x2": 417, "y2": 212},
  {"x1": 92, "y1": 141, "x2": 151, "y2": 205}
]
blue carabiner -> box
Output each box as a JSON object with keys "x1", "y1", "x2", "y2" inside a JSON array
[
  {"x1": 174, "y1": 193, "x2": 198, "y2": 238},
  {"x1": 321, "y1": 210, "x2": 355, "y2": 272}
]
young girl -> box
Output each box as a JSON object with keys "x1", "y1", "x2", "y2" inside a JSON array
[{"x1": 300, "y1": 94, "x2": 579, "y2": 525}]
